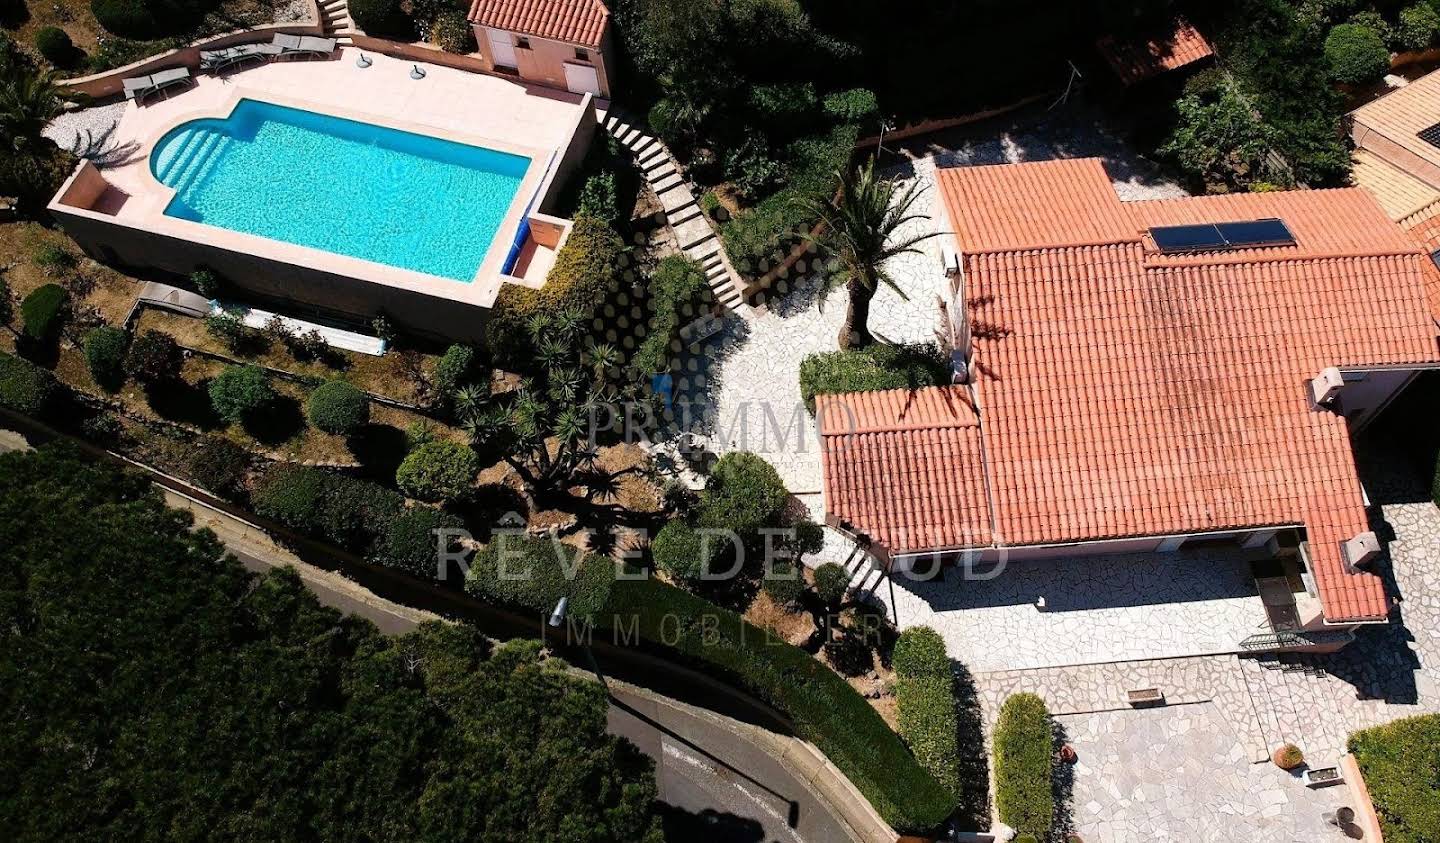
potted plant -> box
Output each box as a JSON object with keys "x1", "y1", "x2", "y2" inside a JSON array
[
  {"x1": 1272, "y1": 743, "x2": 1304, "y2": 770},
  {"x1": 1058, "y1": 743, "x2": 1078, "y2": 764}
]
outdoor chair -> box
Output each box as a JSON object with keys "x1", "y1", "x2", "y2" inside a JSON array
[
  {"x1": 122, "y1": 67, "x2": 193, "y2": 105},
  {"x1": 200, "y1": 43, "x2": 282, "y2": 74},
  {"x1": 272, "y1": 33, "x2": 338, "y2": 60}
]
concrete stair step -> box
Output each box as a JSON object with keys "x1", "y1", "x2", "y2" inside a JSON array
[
  {"x1": 617, "y1": 126, "x2": 643, "y2": 147},
  {"x1": 638, "y1": 147, "x2": 669, "y2": 169},
  {"x1": 630, "y1": 135, "x2": 659, "y2": 156},
  {"x1": 673, "y1": 216, "x2": 715, "y2": 250},
  {"x1": 603, "y1": 114, "x2": 622, "y2": 131},
  {"x1": 656, "y1": 184, "x2": 694, "y2": 214},
  {"x1": 645, "y1": 163, "x2": 677, "y2": 184},
  {"x1": 668, "y1": 204, "x2": 702, "y2": 226},
  {"x1": 699, "y1": 251, "x2": 724, "y2": 270},
  {"x1": 652, "y1": 171, "x2": 684, "y2": 193}
]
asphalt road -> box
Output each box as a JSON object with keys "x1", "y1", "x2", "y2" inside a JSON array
[{"x1": 0, "y1": 430, "x2": 856, "y2": 843}]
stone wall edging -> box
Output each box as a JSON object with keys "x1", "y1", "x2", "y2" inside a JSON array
[
  {"x1": 57, "y1": 0, "x2": 324, "y2": 100},
  {"x1": 1339, "y1": 752, "x2": 1385, "y2": 843},
  {"x1": 348, "y1": 35, "x2": 489, "y2": 75}
]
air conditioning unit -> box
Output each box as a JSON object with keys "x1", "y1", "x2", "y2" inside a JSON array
[
  {"x1": 1342, "y1": 531, "x2": 1382, "y2": 573},
  {"x1": 1310, "y1": 367, "x2": 1344, "y2": 407},
  {"x1": 940, "y1": 246, "x2": 961, "y2": 277}
]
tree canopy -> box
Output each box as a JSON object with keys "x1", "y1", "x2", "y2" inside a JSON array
[{"x1": 0, "y1": 443, "x2": 662, "y2": 842}]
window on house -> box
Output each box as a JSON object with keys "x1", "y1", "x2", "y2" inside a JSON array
[
  {"x1": 515, "y1": 36, "x2": 530, "y2": 49},
  {"x1": 574, "y1": 47, "x2": 589, "y2": 61}
]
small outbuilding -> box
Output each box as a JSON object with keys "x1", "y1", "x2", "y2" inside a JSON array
[{"x1": 468, "y1": 0, "x2": 615, "y2": 98}]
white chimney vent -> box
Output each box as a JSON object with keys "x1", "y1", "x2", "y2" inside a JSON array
[
  {"x1": 1310, "y1": 367, "x2": 1344, "y2": 407},
  {"x1": 941, "y1": 246, "x2": 961, "y2": 277},
  {"x1": 1342, "y1": 531, "x2": 1382, "y2": 572}
]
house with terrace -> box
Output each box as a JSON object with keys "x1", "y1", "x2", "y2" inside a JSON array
[
  {"x1": 468, "y1": 0, "x2": 615, "y2": 98},
  {"x1": 818, "y1": 158, "x2": 1440, "y2": 654}
]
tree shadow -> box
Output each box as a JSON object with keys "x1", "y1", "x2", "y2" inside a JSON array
[
  {"x1": 0, "y1": 1, "x2": 28, "y2": 27},
  {"x1": 452, "y1": 483, "x2": 528, "y2": 542},
  {"x1": 657, "y1": 804, "x2": 766, "y2": 843},
  {"x1": 1051, "y1": 719, "x2": 1076, "y2": 843},
  {"x1": 952, "y1": 661, "x2": 993, "y2": 831},
  {"x1": 145, "y1": 380, "x2": 221, "y2": 429},
  {"x1": 347, "y1": 422, "x2": 409, "y2": 479},
  {"x1": 14, "y1": 334, "x2": 59, "y2": 369},
  {"x1": 241, "y1": 395, "x2": 304, "y2": 445}
]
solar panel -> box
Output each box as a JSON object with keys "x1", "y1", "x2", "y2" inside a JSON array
[
  {"x1": 1149, "y1": 223, "x2": 1226, "y2": 253},
  {"x1": 1419, "y1": 121, "x2": 1440, "y2": 150},
  {"x1": 1149, "y1": 218, "x2": 1296, "y2": 253},
  {"x1": 1216, "y1": 218, "x2": 1294, "y2": 248}
]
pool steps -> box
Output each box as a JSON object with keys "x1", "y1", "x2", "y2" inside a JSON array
[{"x1": 599, "y1": 109, "x2": 748, "y2": 313}]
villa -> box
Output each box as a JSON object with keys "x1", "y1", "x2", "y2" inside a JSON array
[
  {"x1": 819, "y1": 157, "x2": 1440, "y2": 652},
  {"x1": 47, "y1": 48, "x2": 597, "y2": 344}
]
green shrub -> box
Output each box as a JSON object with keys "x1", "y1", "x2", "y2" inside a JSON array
[
  {"x1": 994, "y1": 692, "x2": 1054, "y2": 840},
  {"x1": 0, "y1": 351, "x2": 57, "y2": 415},
  {"x1": 723, "y1": 132, "x2": 785, "y2": 201},
  {"x1": 577, "y1": 171, "x2": 619, "y2": 224},
  {"x1": 1397, "y1": 3, "x2": 1440, "y2": 50},
  {"x1": 83, "y1": 325, "x2": 129, "y2": 391},
  {"x1": 823, "y1": 88, "x2": 879, "y2": 124},
  {"x1": 486, "y1": 214, "x2": 622, "y2": 368},
  {"x1": 746, "y1": 82, "x2": 816, "y2": 135},
  {"x1": 799, "y1": 343, "x2": 951, "y2": 414},
  {"x1": 762, "y1": 561, "x2": 806, "y2": 607},
  {"x1": 630, "y1": 254, "x2": 707, "y2": 377},
  {"x1": 34, "y1": 27, "x2": 76, "y2": 67},
  {"x1": 893, "y1": 626, "x2": 950, "y2": 680},
  {"x1": 466, "y1": 532, "x2": 614, "y2": 617},
  {"x1": 697, "y1": 451, "x2": 788, "y2": 539},
  {"x1": 348, "y1": 0, "x2": 410, "y2": 38},
  {"x1": 395, "y1": 441, "x2": 478, "y2": 503},
  {"x1": 204, "y1": 311, "x2": 251, "y2": 354},
  {"x1": 20, "y1": 283, "x2": 65, "y2": 340},
  {"x1": 1348, "y1": 714, "x2": 1440, "y2": 843},
  {"x1": 307, "y1": 380, "x2": 369, "y2": 435},
  {"x1": 191, "y1": 268, "x2": 221, "y2": 298},
  {"x1": 895, "y1": 675, "x2": 961, "y2": 797},
  {"x1": 208, "y1": 365, "x2": 273, "y2": 424},
  {"x1": 434, "y1": 343, "x2": 479, "y2": 399},
  {"x1": 813, "y1": 562, "x2": 849, "y2": 607},
  {"x1": 1325, "y1": 24, "x2": 1391, "y2": 84},
  {"x1": 91, "y1": 0, "x2": 211, "y2": 39},
  {"x1": 124, "y1": 329, "x2": 182, "y2": 385},
  {"x1": 33, "y1": 243, "x2": 76, "y2": 276},
  {"x1": 252, "y1": 463, "x2": 402, "y2": 552},
  {"x1": 0, "y1": 146, "x2": 76, "y2": 214},
  {"x1": 185, "y1": 435, "x2": 249, "y2": 495},
  {"x1": 1349, "y1": 10, "x2": 1393, "y2": 47},
  {"x1": 429, "y1": 6, "x2": 474, "y2": 53},
  {"x1": 369, "y1": 505, "x2": 466, "y2": 579},
  {"x1": 600, "y1": 576, "x2": 955, "y2": 832},
  {"x1": 651, "y1": 519, "x2": 706, "y2": 583}
]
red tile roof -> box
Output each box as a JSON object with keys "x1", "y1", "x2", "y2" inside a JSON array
[
  {"x1": 1406, "y1": 206, "x2": 1440, "y2": 316},
  {"x1": 820, "y1": 158, "x2": 1440, "y2": 624},
  {"x1": 468, "y1": 0, "x2": 609, "y2": 48},
  {"x1": 1096, "y1": 17, "x2": 1214, "y2": 86}
]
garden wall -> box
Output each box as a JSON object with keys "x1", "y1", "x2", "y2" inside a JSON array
[{"x1": 56, "y1": 3, "x2": 324, "y2": 99}]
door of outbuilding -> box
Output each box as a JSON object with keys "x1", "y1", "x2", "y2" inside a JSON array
[
  {"x1": 486, "y1": 28, "x2": 519, "y2": 69},
  {"x1": 563, "y1": 61, "x2": 601, "y2": 95}
]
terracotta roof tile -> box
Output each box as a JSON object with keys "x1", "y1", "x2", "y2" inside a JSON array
[
  {"x1": 1351, "y1": 69, "x2": 1440, "y2": 189},
  {"x1": 1096, "y1": 17, "x2": 1213, "y2": 86},
  {"x1": 820, "y1": 159, "x2": 1440, "y2": 624},
  {"x1": 468, "y1": 0, "x2": 609, "y2": 48},
  {"x1": 1351, "y1": 150, "x2": 1440, "y2": 221}
]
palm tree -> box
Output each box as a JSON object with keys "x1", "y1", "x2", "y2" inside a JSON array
[
  {"x1": 801, "y1": 157, "x2": 941, "y2": 349},
  {"x1": 0, "y1": 64, "x2": 63, "y2": 152}
]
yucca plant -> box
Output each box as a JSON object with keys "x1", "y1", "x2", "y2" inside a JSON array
[{"x1": 800, "y1": 156, "x2": 942, "y2": 349}]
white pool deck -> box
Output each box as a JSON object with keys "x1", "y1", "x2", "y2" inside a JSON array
[{"x1": 58, "y1": 49, "x2": 590, "y2": 307}]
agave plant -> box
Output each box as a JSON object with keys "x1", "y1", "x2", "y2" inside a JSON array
[{"x1": 800, "y1": 156, "x2": 942, "y2": 349}]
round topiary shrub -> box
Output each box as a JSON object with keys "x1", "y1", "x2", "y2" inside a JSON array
[
  {"x1": 349, "y1": 0, "x2": 409, "y2": 38},
  {"x1": 395, "y1": 441, "x2": 479, "y2": 503},
  {"x1": 1397, "y1": 3, "x2": 1440, "y2": 51},
  {"x1": 34, "y1": 27, "x2": 76, "y2": 67},
  {"x1": 208, "y1": 365, "x2": 274, "y2": 424},
  {"x1": 307, "y1": 379, "x2": 369, "y2": 435},
  {"x1": 83, "y1": 325, "x2": 129, "y2": 391},
  {"x1": 1325, "y1": 24, "x2": 1392, "y2": 84},
  {"x1": 20, "y1": 283, "x2": 66, "y2": 341},
  {"x1": 0, "y1": 351, "x2": 57, "y2": 415},
  {"x1": 762, "y1": 561, "x2": 807, "y2": 607},
  {"x1": 186, "y1": 435, "x2": 249, "y2": 495},
  {"x1": 892, "y1": 626, "x2": 951, "y2": 679},
  {"x1": 651, "y1": 520, "x2": 706, "y2": 583},
  {"x1": 813, "y1": 562, "x2": 850, "y2": 607},
  {"x1": 124, "y1": 329, "x2": 182, "y2": 385}
]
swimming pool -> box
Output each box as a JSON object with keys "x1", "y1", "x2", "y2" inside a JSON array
[{"x1": 150, "y1": 99, "x2": 530, "y2": 282}]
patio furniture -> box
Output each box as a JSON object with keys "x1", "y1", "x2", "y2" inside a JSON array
[
  {"x1": 122, "y1": 67, "x2": 192, "y2": 105},
  {"x1": 200, "y1": 42, "x2": 283, "y2": 74},
  {"x1": 273, "y1": 33, "x2": 338, "y2": 60}
]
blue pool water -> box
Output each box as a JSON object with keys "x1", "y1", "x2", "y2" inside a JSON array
[{"x1": 150, "y1": 99, "x2": 530, "y2": 281}]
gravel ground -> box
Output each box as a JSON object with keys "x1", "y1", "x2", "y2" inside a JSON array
[{"x1": 45, "y1": 102, "x2": 135, "y2": 168}]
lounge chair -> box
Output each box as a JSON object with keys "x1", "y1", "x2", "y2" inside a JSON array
[
  {"x1": 122, "y1": 67, "x2": 193, "y2": 105},
  {"x1": 200, "y1": 42, "x2": 282, "y2": 74},
  {"x1": 272, "y1": 33, "x2": 338, "y2": 60}
]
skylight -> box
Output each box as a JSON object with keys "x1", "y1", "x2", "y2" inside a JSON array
[
  {"x1": 1419, "y1": 121, "x2": 1440, "y2": 150},
  {"x1": 1149, "y1": 218, "x2": 1295, "y2": 254}
]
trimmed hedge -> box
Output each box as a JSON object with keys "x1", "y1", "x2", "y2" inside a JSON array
[
  {"x1": 0, "y1": 351, "x2": 57, "y2": 415},
  {"x1": 486, "y1": 213, "x2": 622, "y2": 367},
  {"x1": 20, "y1": 283, "x2": 65, "y2": 341},
  {"x1": 208, "y1": 365, "x2": 273, "y2": 424},
  {"x1": 307, "y1": 380, "x2": 369, "y2": 435},
  {"x1": 251, "y1": 463, "x2": 403, "y2": 554},
  {"x1": 799, "y1": 343, "x2": 951, "y2": 414},
  {"x1": 993, "y1": 692, "x2": 1054, "y2": 839},
  {"x1": 893, "y1": 626, "x2": 960, "y2": 797},
  {"x1": 1348, "y1": 714, "x2": 1440, "y2": 843},
  {"x1": 1325, "y1": 24, "x2": 1391, "y2": 84},
  {"x1": 368, "y1": 505, "x2": 467, "y2": 579},
  {"x1": 82, "y1": 326, "x2": 129, "y2": 391},
  {"x1": 186, "y1": 436, "x2": 249, "y2": 495},
  {"x1": 762, "y1": 561, "x2": 806, "y2": 607},
  {"x1": 395, "y1": 441, "x2": 479, "y2": 504},
  {"x1": 600, "y1": 576, "x2": 956, "y2": 833},
  {"x1": 465, "y1": 532, "x2": 614, "y2": 617},
  {"x1": 631, "y1": 254, "x2": 708, "y2": 377},
  {"x1": 91, "y1": 0, "x2": 212, "y2": 39}
]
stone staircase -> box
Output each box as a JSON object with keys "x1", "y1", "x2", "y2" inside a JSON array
[
  {"x1": 600, "y1": 109, "x2": 747, "y2": 312},
  {"x1": 318, "y1": 0, "x2": 357, "y2": 42}
]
